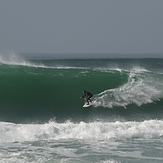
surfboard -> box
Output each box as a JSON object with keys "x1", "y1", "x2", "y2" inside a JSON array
[{"x1": 83, "y1": 102, "x2": 92, "y2": 108}]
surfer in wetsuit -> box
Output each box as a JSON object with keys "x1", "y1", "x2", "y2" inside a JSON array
[{"x1": 80, "y1": 90, "x2": 93, "y2": 105}]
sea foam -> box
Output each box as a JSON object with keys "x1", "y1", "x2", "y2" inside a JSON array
[
  {"x1": 0, "y1": 120, "x2": 163, "y2": 143},
  {"x1": 93, "y1": 69, "x2": 163, "y2": 108}
]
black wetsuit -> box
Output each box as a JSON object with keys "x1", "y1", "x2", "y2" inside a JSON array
[{"x1": 82, "y1": 91, "x2": 93, "y2": 104}]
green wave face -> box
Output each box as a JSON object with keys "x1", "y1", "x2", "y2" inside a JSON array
[{"x1": 1, "y1": 58, "x2": 163, "y2": 123}]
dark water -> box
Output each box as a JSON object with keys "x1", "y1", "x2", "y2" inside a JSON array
[{"x1": 0, "y1": 55, "x2": 163, "y2": 162}]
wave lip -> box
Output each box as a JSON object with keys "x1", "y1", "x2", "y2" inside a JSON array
[{"x1": 93, "y1": 70, "x2": 163, "y2": 108}]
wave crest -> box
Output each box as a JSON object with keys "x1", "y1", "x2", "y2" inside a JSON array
[{"x1": 93, "y1": 70, "x2": 163, "y2": 108}]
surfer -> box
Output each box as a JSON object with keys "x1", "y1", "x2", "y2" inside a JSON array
[{"x1": 80, "y1": 90, "x2": 93, "y2": 105}]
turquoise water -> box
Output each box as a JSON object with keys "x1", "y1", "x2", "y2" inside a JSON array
[{"x1": 0, "y1": 55, "x2": 163, "y2": 162}]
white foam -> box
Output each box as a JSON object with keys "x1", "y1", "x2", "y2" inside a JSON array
[
  {"x1": 131, "y1": 66, "x2": 149, "y2": 72},
  {"x1": 93, "y1": 70, "x2": 163, "y2": 108},
  {"x1": 100, "y1": 160, "x2": 121, "y2": 163},
  {"x1": 0, "y1": 120, "x2": 163, "y2": 143}
]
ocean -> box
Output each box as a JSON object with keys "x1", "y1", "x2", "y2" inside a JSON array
[{"x1": 0, "y1": 54, "x2": 163, "y2": 162}]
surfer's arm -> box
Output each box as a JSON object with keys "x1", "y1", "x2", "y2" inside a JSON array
[
  {"x1": 80, "y1": 95, "x2": 85, "y2": 98},
  {"x1": 80, "y1": 93, "x2": 86, "y2": 98}
]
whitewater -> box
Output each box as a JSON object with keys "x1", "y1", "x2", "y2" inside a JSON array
[{"x1": 0, "y1": 54, "x2": 163, "y2": 162}]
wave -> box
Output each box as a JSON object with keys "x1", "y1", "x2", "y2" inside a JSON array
[
  {"x1": 0, "y1": 54, "x2": 88, "y2": 69},
  {"x1": 1, "y1": 55, "x2": 163, "y2": 123},
  {"x1": 0, "y1": 120, "x2": 163, "y2": 143},
  {"x1": 0, "y1": 54, "x2": 40, "y2": 67},
  {"x1": 93, "y1": 70, "x2": 163, "y2": 108}
]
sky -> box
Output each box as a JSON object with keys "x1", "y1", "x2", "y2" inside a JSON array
[{"x1": 0, "y1": 0, "x2": 163, "y2": 58}]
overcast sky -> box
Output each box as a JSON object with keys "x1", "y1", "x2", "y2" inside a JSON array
[{"x1": 0, "y1": 0, "x2": 163, "y2": 58}]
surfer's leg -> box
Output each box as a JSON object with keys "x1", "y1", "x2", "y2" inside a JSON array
[
  {"x1": 87, "y1": 97, "x2": 92, "y2": 104},
  {"x1": 87, "y1": 97, "x2": 89, "y2": 105},
  {"x1": 89, "y1": 95, "x2": 93, "y2": 102}
]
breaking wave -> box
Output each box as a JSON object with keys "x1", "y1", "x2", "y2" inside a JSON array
[{"x1": 0, "y1": 120, "x2": 163, "y2": 143}]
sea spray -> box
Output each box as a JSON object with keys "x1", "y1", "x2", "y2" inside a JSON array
[
  {"x1": 0, "y1": 120, "x2": 163, "y2": 143},
  {"x1": 93, "y1": 69, "x2": 163, "y2": 108},
  {"x1": 0, "y1": 53, "x2": 35, "y2": 66}
]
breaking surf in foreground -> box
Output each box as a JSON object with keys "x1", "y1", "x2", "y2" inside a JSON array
[
  {"x1": 0, "y1": 120, "x2": 163, "y2": 162},
  {"x1": 0, "y1": 54, "x2": 163, "y2": 162}
]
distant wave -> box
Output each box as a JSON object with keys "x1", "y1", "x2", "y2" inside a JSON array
[
  {"x1": 0, "y1": 54, "x2": 89, "y2": 69},
  {"x1": 0, "y1": 53, "x2": 45, "y2": 67}
]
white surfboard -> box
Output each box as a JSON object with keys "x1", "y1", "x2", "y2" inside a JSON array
[{"x1": 83, "y1": 102, "x2": 92, "y2": 108}]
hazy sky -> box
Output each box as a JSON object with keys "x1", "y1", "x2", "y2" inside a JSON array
[{"x1": 0, "y1": 0, "x2": 163, "y2": 58}]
